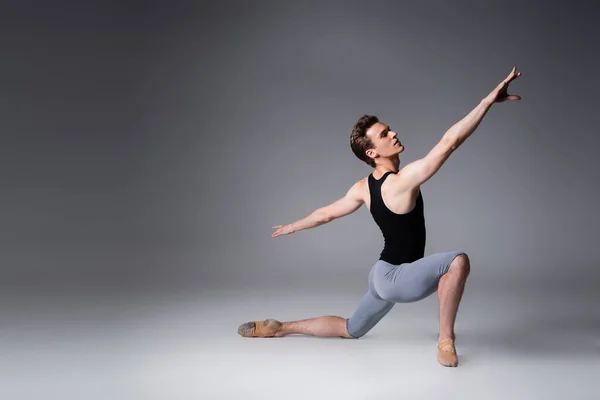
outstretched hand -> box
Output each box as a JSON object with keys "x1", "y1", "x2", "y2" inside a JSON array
[
  {"x1": 486, "y1": 66, "x2": 522, "y2": 104},
  {"x1": 272, "y1": 224, "x2": 295, "y2": 238}
]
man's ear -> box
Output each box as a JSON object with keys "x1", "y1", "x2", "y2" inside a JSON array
[{"x1": 365, "y1": 149, "x2": 376, "y2": 159}]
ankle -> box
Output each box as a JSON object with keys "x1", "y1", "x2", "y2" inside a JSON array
[
  {"x1": 438, "y1": 334, "x2": 455, "y2": 342},
  {"x1": 276, "y1": 322, "x2": 291, "y2": 336}
]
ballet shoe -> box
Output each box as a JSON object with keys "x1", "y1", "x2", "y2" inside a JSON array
[
  {"x1": 238, "y1": 319, "x2": 283, "y2": 337},
  {"x1": 437, "y1": 338, "x2": 459, "y2": 367}
]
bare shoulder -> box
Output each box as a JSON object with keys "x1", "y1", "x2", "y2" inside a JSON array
[
  {"x1": 385, "y1": 170, "x2": 421, "y2": 196},
  {"x1": 347, "y1": 177, "x2": 368, "y2": 202},
  {"x1": 317, "y1": 177, "x2": 367, "y2": 221}
]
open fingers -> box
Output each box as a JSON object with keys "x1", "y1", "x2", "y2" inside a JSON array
[
  {"x1": 506, "y1": 66, "x2": 521, "y2": 83},
  {"x1": 507, "y1": 65, "x2": 517, "y2": 78}
]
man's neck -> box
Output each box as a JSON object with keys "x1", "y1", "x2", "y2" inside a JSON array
[{"x1": 374, "y1": 157, "x2": 401, "y2": 175}]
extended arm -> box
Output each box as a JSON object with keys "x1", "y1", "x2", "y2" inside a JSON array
[
  {"x1": 398, "y1": 66, "x2": 522, "y2": 190},
  {"x1": 271, "y1": 180, "x2": 364, "y2": 238}
]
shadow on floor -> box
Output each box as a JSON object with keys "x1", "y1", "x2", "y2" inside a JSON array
[{"x1": 457, "y1": 310, "x2": 600, "y2": 358}]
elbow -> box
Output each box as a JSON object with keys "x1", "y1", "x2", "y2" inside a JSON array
[
  {"x1": 442, "y1": 135, "x2": 460, "y2": 151},
  {"x1": 316, "y1": 210, "x2": 334, "y2": 223},
  {"x1": 321, "y1": 214, "x2": 334, "y2": 223}
]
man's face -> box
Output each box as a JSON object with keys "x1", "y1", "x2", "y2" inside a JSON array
[{"x1": 365, "y1": 122, "x2": 404, "y2": 161}]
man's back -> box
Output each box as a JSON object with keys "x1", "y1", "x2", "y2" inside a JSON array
[{"x1": 360, "y1": 170, "x2": 426, "y2": 264}]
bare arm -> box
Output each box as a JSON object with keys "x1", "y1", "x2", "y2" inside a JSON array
[
  {"x1": 272, "y1": 180, "x2": 364, "y2": 238},
  {"x1": 398, "y1": 66, "x2": 522, "y2": 190}
]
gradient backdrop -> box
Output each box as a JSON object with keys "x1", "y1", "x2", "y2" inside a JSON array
[{"x1": 2, "y1": 1, "x2": 599, "y2": 399}]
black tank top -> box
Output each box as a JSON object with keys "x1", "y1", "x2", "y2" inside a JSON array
[{"x1": 368, "y1": 171, "x2": 426, "y2": 264}]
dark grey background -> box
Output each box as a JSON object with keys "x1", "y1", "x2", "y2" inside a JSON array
[
  {"x1": 1, "y1": 1, "x2": 599, "y2": 398},
  {"x1": 3, "y1": 1, "x2": 598, "y2": 295}
]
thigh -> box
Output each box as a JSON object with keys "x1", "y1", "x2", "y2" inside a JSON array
[{"x1": 374, "y1": 251, "x2": 465, "y2": 303}]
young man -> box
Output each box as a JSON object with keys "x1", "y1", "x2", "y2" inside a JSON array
[{"x1": 238, "y1": 67, "x2": 522, "y2": 367}]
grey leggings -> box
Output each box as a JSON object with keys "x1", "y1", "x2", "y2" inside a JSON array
[{"x1": 346, "y1": 251, "x2": 465, "y2": 338}]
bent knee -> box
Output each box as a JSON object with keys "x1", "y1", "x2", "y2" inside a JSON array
[
  {"x1": 450, "y1": 253, "x2": 471, "y2": 276},
  {"x1": 344, "y1": 319, "x2": 362, "y2": 339}
]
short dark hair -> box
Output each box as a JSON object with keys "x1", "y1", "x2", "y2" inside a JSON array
[{"x1": 350, "y1": 114, "x2": 379, "y2": 168}]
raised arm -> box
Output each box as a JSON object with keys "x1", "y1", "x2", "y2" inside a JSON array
[
  {"x1": 271, "y1": 180, "x2": 365, "y2": 238},
  {"x1": 397, "y1": 66, "x2": 522, "y2": 190}
]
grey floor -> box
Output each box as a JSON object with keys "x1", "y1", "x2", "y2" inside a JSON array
[{"x1": 2, "y1": 275, "x2": 598, "y2": 400}]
